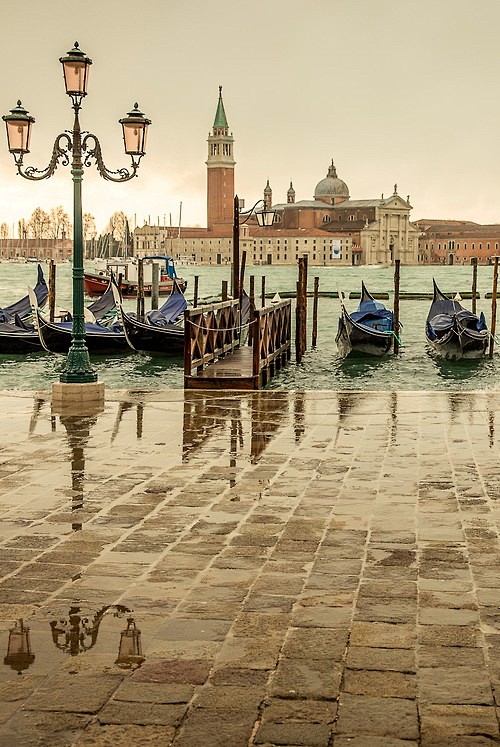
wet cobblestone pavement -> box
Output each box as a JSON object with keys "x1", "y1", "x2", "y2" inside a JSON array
[{"x1": 0, "y1": 389, "x2": 500, "y2": 746}]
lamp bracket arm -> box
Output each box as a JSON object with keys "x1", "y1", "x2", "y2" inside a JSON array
[
  {"x1": 15, "y1": 133, "x2": 72, "y2": 181},
  {"x1": 82, "y1": 133, "x2": 140, "y2": 183},
  {"x1": 239, "y1": 199, "x2": 265, "y2": 225}
]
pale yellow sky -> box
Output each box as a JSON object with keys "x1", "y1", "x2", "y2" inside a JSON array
[{"x1": 1, "y1": 0, "x2": 499, "y2": 234}]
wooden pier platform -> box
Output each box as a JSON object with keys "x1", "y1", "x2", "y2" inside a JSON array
[
  {"x1": 184, "y1": 298, "x2": 292, "y2": 390},
  {"x1": 185, "y1": 347, "x2": 256, "y2": 390}
]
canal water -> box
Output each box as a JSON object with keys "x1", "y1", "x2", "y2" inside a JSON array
[{"x1": 0, "y1": 261, "x2": 497, "y2": 391}]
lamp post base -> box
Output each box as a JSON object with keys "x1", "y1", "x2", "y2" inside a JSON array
[{"x1": 52, "y1": 381, "x2": 105, "y2": 406}]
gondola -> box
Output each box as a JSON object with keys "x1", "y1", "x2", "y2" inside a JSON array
[
  {"x1": 113, "y1": 277, "x2": 186, "y2": 355},
  {"x1": 0, "y1": 265, "x2": 49, "y2": 354},
  {"x1": 0, "y1": 278, "x2": 121, "y2": 356},
  {"x1": 0, "y1": 316, "x2": 44, "y2": 354},
  {"x1": 425, "y1": 280, "x2": 488, "y2": 360},
  {"x1": 0, "y1": 264, "x2": 48, "y2": 323},
  {"x1": 336, "y1": 282, "x2": 395, "y2": 357},
  {"x1": 28, "y1": 287, "x2": 130, "y2": 356}
]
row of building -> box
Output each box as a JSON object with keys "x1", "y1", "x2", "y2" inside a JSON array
[
  {"x1": 3, "y1": 220, "x2": 500, "y2": 267},
  {"x1": 0, "y1": 239, "x2": 73, "y2": 261}
]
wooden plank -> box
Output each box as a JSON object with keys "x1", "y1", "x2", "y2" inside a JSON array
[{"x1": 194, "y1": 347, "x2": 254, "y2": 378}]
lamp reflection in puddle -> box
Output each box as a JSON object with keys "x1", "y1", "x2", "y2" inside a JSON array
[
  {"x1": 4, "y1": 619, "x2": 35, "y2": 675},
  {"x1": 49, "y1": 604, "x2": 142, "y2": 664},
  {"x1": 115, "y1": 617, "x2": 145, "y2": 669},
  {"x1": 52, "y1": 400, "x2": 104, "y2": 531}
]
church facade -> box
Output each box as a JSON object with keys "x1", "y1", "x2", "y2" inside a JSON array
[{"x1": 134, "y1": 90, "x2": 421, "y2": 266}]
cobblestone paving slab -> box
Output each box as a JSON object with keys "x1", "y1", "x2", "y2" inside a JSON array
[{"x1": 0, "y1": 390, "x2": 500, "y2": 746}]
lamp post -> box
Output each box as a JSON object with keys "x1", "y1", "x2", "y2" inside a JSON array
[
  {"x1": 3, "y1": 42, "x2": 151, "y2": 394},
  {"x1": 232, "y1": 196, "x2": 275, "y2": 300}
]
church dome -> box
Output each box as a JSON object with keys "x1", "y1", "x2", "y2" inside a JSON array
[{"x1": 314, "y1": 160, "x2": 349, "y2": 202}]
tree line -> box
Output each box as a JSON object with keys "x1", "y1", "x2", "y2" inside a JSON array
[{"x1": 0, "y1": 208, "x2": 131, "y2": 246}]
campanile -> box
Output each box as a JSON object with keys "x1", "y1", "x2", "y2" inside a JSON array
[{"x1": 206, "y1": 87, "x2": 235, "y2": 231}]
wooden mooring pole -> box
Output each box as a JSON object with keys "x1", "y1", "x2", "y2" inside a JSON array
[
  {"x1": 48, "y1": 259, "x2": 56, "y2": 323},
  {"x1": 261, "y1": 276, "x2": 266, "y2": 307},
  {"x1": 151, "y1": 262, "x2": 159, "y2": 310},
  {"x1": 221, "y1": 280, "x2": 228, "y2": 302},
  {"x1": 312, "y1": 276, "x2": 319, "y2": 348},
  {"x1": 471, "y1": 257, "x2": 478, "y2": 315},
  {"x1": 137, "y1": 258, "x2": 145, "y2": 323},
  {"x1": 232, "y1": 195, "x2": 240, "y2": 299},
  {"x1": 249, "y1": 275, "x2": 255, "y2": 346},
  {"x1": 193, "y1": 275, "x2": 199, "y2": 307},
  {"x1": 295, "y1": 257, "x2": 308, "y2": 363},
  {"x1": 301, "y1": 257, "x2": 308, "y2": 358},
  {"x1": 393, "y1": 258, "x2": 401, "y2": 354},
  {"x1": 295, "y1": 280, "x2": 301, "y2": 363},
  {"x1": 239, "y1": 251, "x2": 247, "y2": 304},
  {"x1": 489, "y1": 256, "x2": 499, "y2": 358}
]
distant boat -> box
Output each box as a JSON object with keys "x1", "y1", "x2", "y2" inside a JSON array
[
  {"x1": 84, "y1": 255, "x2": 187, "y2": 298},
  {"x1": 336, "y1": 282, "x2": 395, "y2": 357},
  {"x1": 425, "y1": 280, "x2": 488, "y2": 360}
]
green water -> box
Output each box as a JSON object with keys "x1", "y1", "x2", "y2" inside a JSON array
[{"x1": 0, "y1": 262, "x2": 497, "y2": 391}]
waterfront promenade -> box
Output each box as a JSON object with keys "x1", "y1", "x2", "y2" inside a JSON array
[{"x1": 0, "y1": 388, "x2": 500, "y2": 746}]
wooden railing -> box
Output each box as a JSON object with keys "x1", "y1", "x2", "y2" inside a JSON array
[
  {"x1": 252, "y1": 299, "x2": 292, "y2": 387},
  {"x1": 184, "y1": 299, "x2": 241, "y2": 376}
]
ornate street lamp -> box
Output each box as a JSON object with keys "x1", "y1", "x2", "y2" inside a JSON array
[
  {"x1": 3, "y1": 42, "x2": 151, "y2": 391},
  {"x1": 232, "y1": 196, "x2": 275, "y2": 299}
]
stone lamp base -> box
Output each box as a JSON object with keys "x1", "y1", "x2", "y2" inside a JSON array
[{"x1": 52, "y1": 381, "x2": 105, "y2": 406}]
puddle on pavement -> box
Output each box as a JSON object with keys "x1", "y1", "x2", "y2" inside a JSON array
[{"x1": 1, "y1": 607, "x2": 145, "y2": 683}]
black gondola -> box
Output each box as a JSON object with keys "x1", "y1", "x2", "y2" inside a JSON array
[
  {"x1": 34, "y1": 310, "x2": 130, "y2": 355},
  {"x1": 0, "y1": 278, "x2": 122, "y2": 356},
  {"x1": 336, "y1": 282, "x2": 395, "y2": 358},
  {"x1": 425, "y1": 280, "x2": 488, "y2": 360},
  {"x1": 0, "y1": 264, "x2": 48, "y2": 323},
  {"x1": 0, "y1": 265, "x2": 49, "y2": 354},
  {"x1": 113, "y1": 277, "x2": 186, "y2": 355},
  {"x1": 28, "y1": 285, "x2": 130, "y2": 356},
  {"x1": 0, "y1": 317, "x2": 43, "y2": 354}
]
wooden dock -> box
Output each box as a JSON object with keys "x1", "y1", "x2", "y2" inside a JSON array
[{"x1": 184, "y1": 298, "x2": 292, "y2": 390}]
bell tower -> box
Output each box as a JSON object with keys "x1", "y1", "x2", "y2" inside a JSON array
[{"x1": 206, "y1": 86, "x2": 235, "y2": 231}]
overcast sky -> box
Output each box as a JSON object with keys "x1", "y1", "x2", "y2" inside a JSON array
[{"x1": 1, "y1": 0, "x2": 499, "y2": 234}]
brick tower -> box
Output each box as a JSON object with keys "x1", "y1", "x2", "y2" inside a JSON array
[{"x1": 206, "y1": 87, "x2": 235, "y2": 231}]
